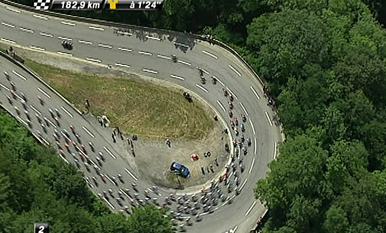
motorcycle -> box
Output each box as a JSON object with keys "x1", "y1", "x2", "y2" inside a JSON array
[
  {"x1": 183, "y1": 92, "x2": 192, "y2": 102},
  {"x1": 222, "y1": 88, "x2": 228, "y2": 96},
  {"x1": 172, "y1": 55, "x2": 177, "y2": 63},
  {"x1": 197, "y1": 67, "x2": 204, "y2": 76},
  {"x1": 211, "y1": 76, "x2": 217, "y2": 84}
]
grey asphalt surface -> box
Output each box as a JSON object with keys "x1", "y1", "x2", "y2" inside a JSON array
[{"x1": 0, "y1": 3, "x2": 282, "y2": 233}]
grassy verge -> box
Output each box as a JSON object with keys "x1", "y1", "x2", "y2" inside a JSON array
[{"x1": 24, "y1": 60, "x2": 213, "y2": 140}]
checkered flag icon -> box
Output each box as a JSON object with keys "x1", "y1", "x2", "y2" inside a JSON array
[{"x1": 34, "y1": 0, "x2": 51, "y2": 10}]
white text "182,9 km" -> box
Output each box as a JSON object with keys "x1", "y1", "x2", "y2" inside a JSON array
[{"x1": 60, "y1": 1, "x2": 101, "y2": 10}]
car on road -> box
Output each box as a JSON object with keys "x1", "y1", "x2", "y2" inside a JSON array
[{"x1": 170, "y1": 162, "x2": 190, "y2": 178}]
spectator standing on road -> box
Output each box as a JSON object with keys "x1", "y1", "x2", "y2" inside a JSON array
[
  {"x1": 85, "y1": 99, "x2": 90, "y2": 110},
  {"x1": 131, "y1": 148, "x2": 135, "y2": 157},
  {"x1": 166, "y1": 139, "x2": 171, "y2": 147}
]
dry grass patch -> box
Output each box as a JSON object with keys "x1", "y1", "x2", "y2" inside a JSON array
[{"x1": 25, "y1": 60, "x2": 213, "y2": 140}]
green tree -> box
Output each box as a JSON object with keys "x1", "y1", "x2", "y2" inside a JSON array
[
  {"x1": 255, "y1": 131, "x2": 330, "y2": 231},
  {"x1": 323, "y1": 205, "x2": 349, "y2": 233},
  {"x1": 127, "y1": 205, "x2": 173, "y2": 233},
  {"x1": 246, "y1": 10, "x2": 331, "y2": 89},
  {"x1": 98, "y1": 213, "x2": 128, "y2": 233},
  {"x1": 325, "y1": 140, "x2": 368, "y2": 194}
]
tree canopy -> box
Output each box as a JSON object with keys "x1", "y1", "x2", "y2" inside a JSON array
[{"x1": 0, "y1": 109, "x2": 173, "y2": 233}]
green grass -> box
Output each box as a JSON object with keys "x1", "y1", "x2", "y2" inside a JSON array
[
  {"x1": 165, "y1": 172, "x2": 189, "y2": 186},
  {"x1": 25, "y1": 60, "x2": 213, "y2": 140}
]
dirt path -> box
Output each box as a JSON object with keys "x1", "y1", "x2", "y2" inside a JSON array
[{"x1": 1, "y1": 45, "x2": 230, "y2": 189}]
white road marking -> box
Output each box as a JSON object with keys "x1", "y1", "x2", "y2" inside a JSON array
[
  {"x1": 200, "y1": 211, "x2": 210, "y2": 216},
  {"x1": 239, "y1": 178, "x2": 247, "y2": 192},
  {"x1": 146, "y1": 35, "x2": 161, "y2": 41},
  {"x1": 59, "y1": 154, "x2": 69, "y2": 164},
  {"x1": 17, "y1": 116, "x2": 27, "y2": 126},
  {"x1": 250, "y1": 86, "x2": 260, "y2": 99},
  {"x1": 254, "y1": 138, "x2": 257, "y2": 154},
  {"x1": 106, "y1": 174, "x2": 116, "y2": 185},
  {"x1": 37, "y1": 87, "x2": 50, "y2": 98},
  {"x1": 61, "y1": 21, "x2": 75, "y2": 26},
  {"x1": 177, "y1": 60, "x2": 191, "y2": 66},
  {"x1": 142, "y1": 68, "x2": 158, "y2": 74},
  {"x1": 274, "y1": 142, "x2": 277, "y2": 160},
  {"x1": 57, "y1": 51, "x2": 73, "y2": 57},
  {"x1": 85, "y1": 57, "x2": 101, "y2": 63},
  {"x1": 46, "y1": 118, "x2": 57, "y2": 128},
  {"x1": 245, "y1": 201, "x2": 257, "y2": 216},
  {"x1": 170, "y1": 74, "x2": 184, "y2": 81},
  {"x1": 41, "y1": 137, "x2": 50, "y2": 146},
  {"x1": 201, "y1": 68, "x2": 209, "y2": 75},
  {"x1": 61, "y1": 132, "x2": 70, "y2": 142},
  {"x1": 6, "y1": 7, "x2": 20, "y2": 13},
  {"x1": 265, "y1": 112, "x2": 273, "y2": 126},
  {"x1": 202, "y1": 50, "x2": 218, "y2": 59},
  {"x1": 195, "y1": 84, "x2": 208, "y2": 93},
  {"x1": 12, "y1": 70, "x2": 26, "y2": 81},
  {"x1": 125, "y1": 168, "x2": 138, "y2": 181},
  {"x1": 103, "y1": 146, "x2": 116, "y2": 159},
  {"x1": 222, "y1": 194, "x2": 236, "y2": 206},
  {"x1": 33, "y1": 15, "x2": 48, "y2": 20},
  {"x1": 29, "y1": 105, "x2": 41, "y2": 115},
  {"x1": 89, "y1": 26, "x2": 104, "y2": 31},
  {"x1": 216, "y1": 100, "x2": 226, "y2": 112},
  {"x1": 1, "y1": 38, "x2": 16, "y2": 44},
  {"x1": 249, "y1": 157, "x2": 255, "y2": 174},
  {"x1": 120, "y1": 188, "x2": 134, "y2": 202},
  {"x1": 157, "y1": 54, "x2": 171, "y2": 60},
  {"x1": 82, "y1": 126, "x2": 95, "y2": 138},
  {"x1": 115, "y1": 30, "x2": 132, "y2": 36},
  {"x1": 103, "y1": 197, "x2": 115, "y2": 209},
  {"x1": 30, "y1": 46, "x2": 45, "y2": 51},
  {"x1": 213, "y1": 75, "x2": 225, "y2": 86},
  {"x1": 79, "y1": 40, "x2": 92, "y2": 45},
  {"x1": 0, "y1": 83, "x2": 8, "y2": 90},
  {"x1": 249, "y1": 119, "x2": 256, "y2": 135},
  {"x1": 117, "y1": 47, "x2": 132, "y2": 52},
  {"x1": 20, "y1": 27, "x2": 34, "y2": 33},
  {"x1": 226, "y1": 88, "x2": 238, "y2": 100},
  {"x1": 231, "y1": 226, "x2": 238, "y2": 233},
  {"x1": 60, "y1": 106, "x2": 73, "y2": 118},
  {"x1": 138, "y1": 51, "x2": 152, "y2": 56},
  {"x1": 58, "y1": 36, "x2": 72, "y2": 41},
  {"x1": 229, "y1": 65, "x2": 242, "y2": 77},
  {"x1": 174, "y1": 42, "x2": 189, "y2": 48},
  {"x1": 39, "y1": 32, "x2": 53, "y2": 37},
  {"x1": 2, "y1": 22, "x2": 15, "y2": 28},
  {"x1": 83, "y1": 176, "x2": 94, "y2": 188},
  {"x1": 114, "y1": 63, "x2": 131, "y2": 68},
  {"x1": 98, "y1": 43, "x2": 112, "y2": 49},
  {"x1": 228, "y1": 171, "x2": 233, "y2": 180},
  {"x1": 240, "y1": 102, "x2": 249, "y2": 116}
]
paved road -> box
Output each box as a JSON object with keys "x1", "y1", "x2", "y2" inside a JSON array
[{"x1": 0, "y1": 3, "x2": 282, "y2": 233}]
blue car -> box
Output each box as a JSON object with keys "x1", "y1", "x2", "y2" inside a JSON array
[{"x1": 170, "y1": 162, "x2": 190, "y2": 178}]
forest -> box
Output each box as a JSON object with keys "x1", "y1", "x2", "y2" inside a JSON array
[
  {"x1": 5, "y1": 0, "x2": 386, "y2": 232},
  {"x1": 0, "y1": 109, "x2": 173, "y2": 233}
]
